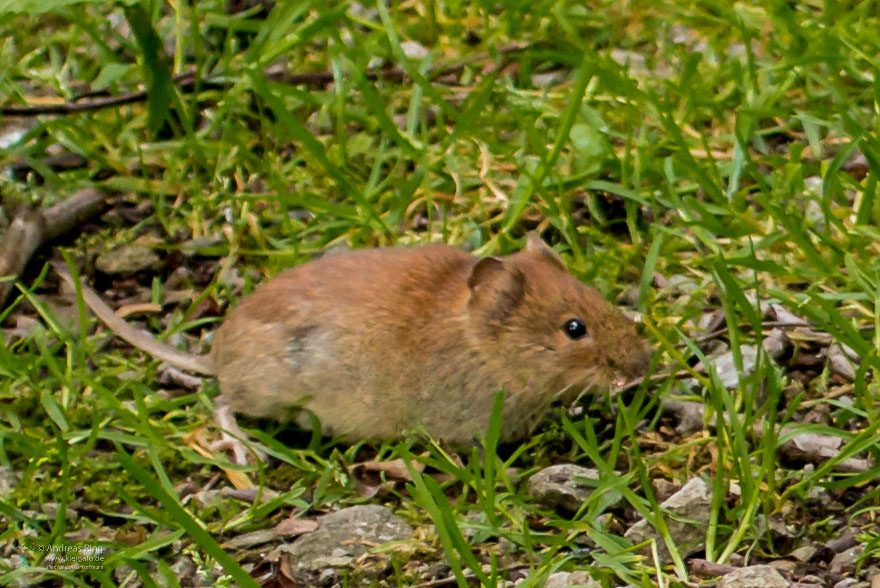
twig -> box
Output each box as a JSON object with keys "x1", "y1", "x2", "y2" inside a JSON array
[
  {"x1": 42, "y1": 189, "x2": 106, "y2": 241},
  {"x1": 676, "y1": 320, "x2": 813, "y2": 349},
  {"x1": 0, "y1": 188, "x2": 105, "y2": 306},
  {"x1": 9, "y1": 153, "x2": 90, "y2": 181},
  {"x1": 687, "y1": 558, "x2": 737, "y2": 578},
  {"x1": 615, "y1": 369, "x2": 695, "y2": 395},
  {"x1": 639, "y1": 319, "x2": 869, "y2": 395},
  {"x1": 1, "y1": 43, "x2": 528, "y2": 117},
  {"x1": 408, "y1": 564, "x2": 531, "y2": 588},
  {"x1": 407, "y1": 575, "x2": 470, "y2": 588}
]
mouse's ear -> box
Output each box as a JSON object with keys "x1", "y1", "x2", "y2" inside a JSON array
[
  {"x1": 467, "y1": 257, "x2": 504, "y2": 291},
  {"x1": 525, "y1": 233, "x2": 565, "y2": 270},
  {"x1": 467, "y1": 257, "x2": 525, "y2": 311}
]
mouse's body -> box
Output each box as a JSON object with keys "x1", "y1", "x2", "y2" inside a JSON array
[
  {"x1": 213, "y1": 244, "x2": 494, "y2": 442},
  {"x1": 60, "y1": 236, "x2": 651, "y2": 446}
]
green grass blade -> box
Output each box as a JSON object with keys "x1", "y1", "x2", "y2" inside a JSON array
[{"x1": 114, "y1": 450, "x2": 259, "y2": 587}]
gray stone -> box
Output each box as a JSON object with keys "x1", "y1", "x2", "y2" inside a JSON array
[
  {"x1": 113, "y1": 563, "x2": 134, "y2": 585},
  {"x1": 766, "y1": 559, "x2": 797, "y2": 572},
  {"x1": 789, "y1": 544, "x2": 817, "y2": 562},
  {"x1": 830, "y1": 546, "x2": 861, "y2": 576},
  {"x1": 702, "y1": 345, "x2": 760, "y2": 389},
  {"x1": 661, "y1": 397, "x2": 707, "y2": 435},
  {"x1": 95, "y1": 235, "x2": 162, "y2": 275},
  {"x1": 804, "y1": 188, "x2": 826, "y2": 231},
  {"x1": 532, "y1": 72, "x2": 563, "y2": 88},
  {"x1": 282, "y1": 505, "x2": 412, "y2": 576},
  {"x1": 400, "y1": 41, "x2": 428, "y2": 59},
  {"x1": 756, "y1": 514, "x2": 796, "y2": 539},
  {"x1": 718, "y1": 565, "x2": 788, "y2": 588},
  {"x1": 762, "y1": 328, "x2": 789, "y2": 360},
  {"x1": 41, "y1": 502, "x2": 78, "y2": 521},
  {"x1": 743, "y1": 293, "x2": 772, "y2": 317},
  {"x1": 223, "y1": 529, "x2": 278, "y2": 549},
  {"x1": 658, "y1": 274, "x2": 698, "y2": 297},
  {"x1": 624, "y1": 477, "x2": 711, "y2": 563},
  {"x1": 318, "y1": 568, "x2": 338, "y2": 584},
  {"x1": 545, "y1": 570, "x2": 601, "y2": 587},
  {"x1": 528, "y1": 464, "x2": 608, "y2": 512},
  {"x1": 769, "y1": 303, "x2": 808, "y2": 327},
  {"x1": 170, "y1": 556, "x2": 196, "y2": 580},
  {"x1": 828, "y1": 343, "x2": 856, "y2": 380},
  {"x1": 0, "y1": 466, "x2": 19, "y2": 499}
]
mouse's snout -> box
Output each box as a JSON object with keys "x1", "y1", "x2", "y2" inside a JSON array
[
  {"x1": 625, "y1": 342, "x2": 653, "y2": 379},
  {"x1": 606, "y1": 340, "x2": 652, "y2": 381}
]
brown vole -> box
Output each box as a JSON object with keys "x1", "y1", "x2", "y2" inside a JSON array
[{"x1": 57, "y1": 235, "x2": 651, "y2": 454}]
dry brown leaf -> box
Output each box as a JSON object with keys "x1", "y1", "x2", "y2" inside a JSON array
[
  {"x1": 348, "y1": 458, "x2": 423, "y2": 498},
  {"x1": 220, "y1": 487, "x2": 280, "y2": 504},
  {"x1": 357, "y1": 459, "x2": 419, "y2": 480},
  {"x1": 273, "y1": 517, "x2": 319, "y2": 538},
  {"x1": 221, "y1": 467, "x2": 254, "y2": 490},
  {"x1": 827, "y1": 344, "x2": 856, "y2": 380},
  {"x1": 115, "y1": 525, "x2": 149, "y2": 546},
  {"x1": 775, "y1": 429, "x2": 871, "y2": 473},
  {"x1": 223, "y1": 529, "x2": 278, "y2": 549},
  {"x1": 791, "y1": 432, "x2": 842, "y2": 456},
  {"x1": 185, "y1": 431, "x2": 254, "y2": 489},
  {"x1": 115, "y1": 302, "x2": 162, "y2": 318}
]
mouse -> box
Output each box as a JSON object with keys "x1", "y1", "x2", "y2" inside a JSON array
[{"x1": 55, "y1": 234, "x2": 651, "y2": 462}]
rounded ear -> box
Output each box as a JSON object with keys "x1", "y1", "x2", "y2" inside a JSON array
[
  {"x1": 467, "y1": 257, "x2": 505, "y2": 292},
  {"x1": 525, "y1": 233, "x2": 565, "y2": 269},
  {"x1": 467, "y1": 257, "x2": 525, "y2": 316}
]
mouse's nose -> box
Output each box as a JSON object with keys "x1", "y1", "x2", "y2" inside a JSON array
[
  {"x1": 606, "y1": 343, "x2": 652, "y2": 379},
  {"x1": 626, "y1": 343, "x2": 653, "y2": 378}
]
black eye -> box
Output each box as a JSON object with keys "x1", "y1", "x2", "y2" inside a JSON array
[{"x1": 563, "y1": 318, "x2": 588, "y2": 340}]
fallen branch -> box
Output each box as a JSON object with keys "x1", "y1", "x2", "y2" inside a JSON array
[
  {"x1": 408, "y1": 564, "x2": 531, "y2": 588},
  {"x1": 9, "y1": 153, "x2": 91, "y2": 183},
  {"x1": 660, "y1": 395, "x2": 873, "y2": 474},
  {"x1": 0, "y1": 188, "x2": 105, "y2": 306},
  {"x1": 615, "y1": 369, "x2": 695, "y2": 395},
  {"x1": 675, "y1": 320, "x2": 813, "y2": 349},
  {"x1": 1, "y1": 43, "x2": 528, "y2": 117},
  {"x1": 687, "y1": 558, "x2": 737, "y2": 578}
]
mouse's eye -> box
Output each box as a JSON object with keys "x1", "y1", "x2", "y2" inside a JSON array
[{"x1": 563, "y1": 318, "x2": 588, "y2": 340}]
